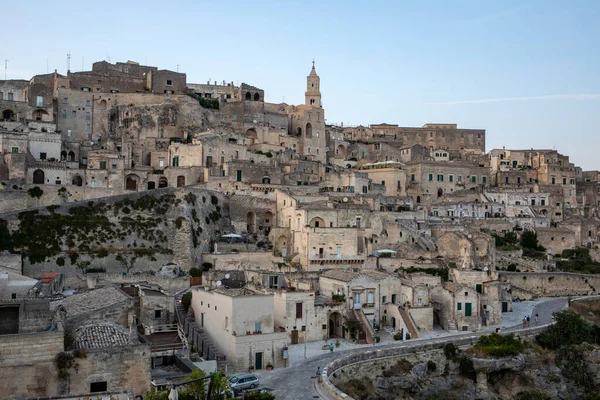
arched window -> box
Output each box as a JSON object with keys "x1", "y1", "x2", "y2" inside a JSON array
[
  {"x1": 416, "y1": 195, "x2": 421, "y2": 204},
  {"x1": 72, "y1": 175, "x2": 83, "y2": 186},
  {"x1": 254, "y1": 93, "x2": 260, "y2": 101},
  {"x1": 306, "y1": 123, "x2": 312, "y2": 138},
  {"x1": 245, "y1": 92, "x2": 251, "y2": 100},
  {"x1": 68, "y1": 151, "x2": 75, "y2": 162}
]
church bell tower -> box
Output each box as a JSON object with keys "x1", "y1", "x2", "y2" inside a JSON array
[{"x1": 305, "y1": 60, "x2": 322, "y2": 108}]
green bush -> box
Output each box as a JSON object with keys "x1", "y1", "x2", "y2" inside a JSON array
[
  {"x1": 211, "y1": 195, "x2": 219, "y2": 205},
  {"x1": 427, "y1": 360, "x2": 437, "y2": 372},
  {"x1": 514, "y1": 390, "x2": 553, "y2": 400},
  {"x1": 444, "y1": 343, "x2": 458, "y2": 359},
  {"x1": 189, "y1": 267, "x2": 202, "y2": 277},
  {"x1": 27, "y1": 186, "x2": 44, "y2": 198},
  {"x1": 181, "y1": 292, "x2": 192, "y2": 312},
  {"x1": 243, "y1": 391, "x2": 275, "y2": 400},
  {"x1": 521, "y1": 230, "x2": 545, "y2": 251},
  {"x1": 536, "y1": 310, "x2": 600, "y2": 350},
  {"x1": 473, "y1": 333, "x2": 527, "y2": 357},
  {"x1": 556, "y1": 344, "x2": 596, "y2": 390},
  {"x1": 458, "y1": 356, "x2": 475, "y2": 378}
]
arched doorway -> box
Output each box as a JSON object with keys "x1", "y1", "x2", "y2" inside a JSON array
[
  {"x1": 246, "y1": 129, "x2": 257, "y2": 141},
  {"x1": 253, "y1": 93, "x2": 260, "y2": 101},
  {"x1": 125, "y1": 174, "x2": 139, "y2": 191},
  {"x1": 177, "y1": 176, "x2": 185, "y2": 187},
  {"x1": 158, "y1": 177, "x2": 168, "y2": 188},
  {"x1": 68, "y1": 151, "x2": 75, "y2": 162},
  {"x1": 328, "y1": 312, "x2": 343, "y2": 338},
  {"x1": 416, "y1": 195, "x2": 421, "y2": 204},
  {"x1": 147, "y1": 181, "x2": 156, "y2": 190},
  {"x1": 309, "y1": 217, "x2": 325, "y2": 228},
  {"x1": 336, "y1": 144, "x2": 346, "y2": 158},
  {"x1": 2, "y1": 110, "x2": 15, "y2": 121},
  {"x1": 33, "y1": 169, "x2": 45, "y2": 184},
  {"x1": 247, "y1": 211, "x2": 256, "y2": 233},
  {"x1": 245, "y1": 92, "x2": 251, "y2": 100},
  {"x1": 71, "y1": 175, "x2": 83, "y2": 186},
  {"x1": 61, "y1": 151, "x2": 67, "y2": 161},
  {"x1": 276, "y1": 235, "x2": 288, "y2": 257},
  {"x1": 437, "y1": 188, "x2": 443, "y2": 198},
  {"x1": 296, "y1": 127, "x2": 302, "y2": 136},
  {"x1": 390, "y1": 317, "x2": 396, "y2": 330},
  {"x1": 305, "y1": 123, "x2": 312, "y2": 138},
  {"x1": 98, "y1": 100, "x2": 107, "y2": 110}
]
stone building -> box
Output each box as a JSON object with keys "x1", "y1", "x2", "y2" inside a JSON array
[
  {"x1": 430, "y1": 282, "x2": 481, "y2": 332},
  {"x1": 190, "y1": 287, "x2": 287, "y2": 371}
]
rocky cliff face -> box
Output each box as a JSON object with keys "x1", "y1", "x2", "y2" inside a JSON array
[
  {"x1": 1, "y1": 188, "x2": 225, "y2": 276},
  {"x1": 338, "y1": 346, "x2": 600, "y2": 400}
]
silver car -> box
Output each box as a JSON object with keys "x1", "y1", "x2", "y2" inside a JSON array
[{"x1": 229, "y1": 373, "x2": 260, "y2": 390}]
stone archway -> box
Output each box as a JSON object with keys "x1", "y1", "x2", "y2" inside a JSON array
[
  {"x1": 276, "y1": 235, "x2": 288, "y2": 257},
  {"x1": 437, "y1": 188, "x2": 443, "y2": 198},
  {"x1": 336, "y1": 144, "x2": 346, "y2": 158},
  {"x1": 158, "y1": 177, "x2": 168, "y2": 188},
  {"x1": 328, "y1": 312, "x2": 343, "y2": 338},
  {"x1": 68, "y1": 151, "x2": 75, "y2": 162},
  {"x1": 61, "y1": 151, "x2": 67, "y2": 161},
  {"x1": 2, "y1": 109, "x2": 15, "y2": 121},
  {"x1": 33, "y1": 169, "x2": 45, "y2": 184},
  {"x1": 125, "y1": 174, "x2": 140, "y2": 191},
  {"x1": 254, "y1": 93, "x2": 260, "y2": 101},
  {"x1": 245, "y1": 92, "x2": 251, "y2": 101},
  {"x1": 71, "y1": 175, "x2": 83, "y2": 187},
  {"x1": 309, "y1": 216, "x2": 325, "y2": 228}
]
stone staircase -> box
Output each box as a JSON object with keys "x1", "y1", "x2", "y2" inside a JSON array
[{"x1": 399, "y1": 307, "x2": 419, "y2": 339}]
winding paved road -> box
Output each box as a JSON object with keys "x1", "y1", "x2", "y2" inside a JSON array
[{"x1": 254, "y1": 297, "x2": 569, "y2": 400}]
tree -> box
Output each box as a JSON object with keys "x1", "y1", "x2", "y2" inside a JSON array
[
  {"x1": 343, "y1": 317, "x2": 363, "y2": 340},
  {"x1": 536, "y1": 310, "x2": 600, "y2": 349},
  {"x1": 521, "y1": 230, "x2": 544, "y2": 251},
  {"x1": 0, "y1": 219, "x2": 13, "y2": 252},
  {"x1": 27, "y1": 186, "x2": 44, "y2": 206},
  {"x1": 181, "y1": 368, "x2": 207, "y2": 400},
  {"x1": 211, "y1": 371, "x2": 233, "y2": 399}
]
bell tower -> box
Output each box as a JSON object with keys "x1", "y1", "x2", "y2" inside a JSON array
[{"x1": 305, "y1": 60, "x2": 321, "y2": 108}]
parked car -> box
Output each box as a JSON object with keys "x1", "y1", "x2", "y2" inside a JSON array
[{"x1": 229, "y1": 373, "x2": 260, "y2": 390}]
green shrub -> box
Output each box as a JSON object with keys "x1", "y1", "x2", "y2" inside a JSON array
[
  {"x1": 427, "y1": 360, "x2": 437, "y2": 372},
  {"x1": 458, "y1": 357, "x2": 475, "y2": 378},
  {"x1": 536, "y1": 310, "x2": 600, "y2": 349},
  {"x1": 514, "y1": 390, "x2": 553, "y2": 400},
  {"x1": 211, "y1": 195, "x2": 218, "y2": 205},
  {"x1": 473, "y1": 333, "x2": 527, "y2": 357},
  {"x1": 189, "y1": 267, "x2": 202, "y2": 277},
  {"x1": 181, "y1": 292, "x2": 192, "y2": 312},
  {"x1": 556, "y1": 344, "x2": 596, "y2": 390},
  {"x1": 27, "y1": 186, "x2": 44, "y2": 198},
  {"x1": 444, "y1": 343, "x2": 458, "y2": 359}
]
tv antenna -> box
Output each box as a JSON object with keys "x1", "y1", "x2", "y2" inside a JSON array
[{"x1": 67, "y1": 52, "x2": 71, "y2": 72}]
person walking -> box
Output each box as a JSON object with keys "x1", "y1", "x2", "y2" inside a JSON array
[
  {"x1": 329, "y1": 342, "x2": 334, "y2": 353},
  {"x1": 316, "y1": 366, "x2": 321, "y2": 382}
]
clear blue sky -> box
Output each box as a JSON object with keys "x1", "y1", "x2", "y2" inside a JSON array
[{"x1": 3, "y1": 0, "x2": 599, "y2": 169}]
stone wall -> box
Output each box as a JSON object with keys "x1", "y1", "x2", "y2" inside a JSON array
[
  {"x1": 67, "y1": 344, "x2": 151, "y2": 396},
  {"x1": 0, "y1": 331, "x2": 64, "y2": 397},
  {"x1": 499, "y1": 271, "x2": 600, "y2": 296},
  {"x1": 207, "y1": 251, "x2": 281, "y2": 271}
]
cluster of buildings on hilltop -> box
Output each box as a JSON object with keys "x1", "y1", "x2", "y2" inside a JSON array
[{"x1": 1, "y1": 58, "x2": 600, "y2": 399}]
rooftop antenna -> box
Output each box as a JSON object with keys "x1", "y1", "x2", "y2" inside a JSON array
[
  {"x1": 67, "y1": 52, "x2": 71, "y2": 73},
  {"x1": 4, "y1": 59, "x2": 7, "y2": 80}
]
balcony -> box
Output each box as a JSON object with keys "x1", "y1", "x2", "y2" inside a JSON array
[{"x1": 309, "y1": 253, "x2": 365, "y2": 265}]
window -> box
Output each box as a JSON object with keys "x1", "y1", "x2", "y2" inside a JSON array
[
  {"x1": 428, "y1": 173, "x2": 433, "y2": 181},
  {"x1": 296, "y1": 302, "x2": 303, "y2": 319},
  {"x1": 411, "y1": 174, "x2": 415, "y2": 181},
  {"x1": 86, "y1": 111, "x2": 91, "y2": 120},
  {"x1": 99, "y1": 161, "x2": 107, "y2": 169},
  {"x1": 36, "y1": 96, "x2": 43, "y2": 107},
  {"x1": 172, "y1": 156, "x2": 179, "y2": 167},
  {"x1": 166, "y1": 79, "x2": 173, "y2": 86},
  {"x1": 471, "y1": 176, "x2": 477, "y2": 183},
  {"x1": 86, "y1": 100, "x2": 91, "y2": 106},
  {"x1": 255, "y1": 322, "x2": 262, "y2": 332},
  {"x1": 322, "y1": 324, "x2": 327, "y2": 329},
  {"x1": 476, "y1": 284, "x2": 482, "y2": 293},
  {"x1": 72, "y1": 110, "x2": 76, "y2": 117},
  {"x1": 90, "y1": 382, "x2": 108, "y2": 393},
  {"x1": 367, "y1": 292, "x2": 374, "y2": 304},
  {"x1": 269, "y1": 275, "x2": 278, "y2": 288},
  {"x1": 154, "y1": 310, "x2": 162, "y2": 318},
  {"x1": 0, "y1": 91, "x2": 3, "y2": 100},
  {"x1": 62, "y1": 110, "x2": 67, "y2": 119},
  {"x1": 236, "y1": 170, "x2": 242, "y2": 182},
  {"x1": 381, "y1": 180, "x2": 385, "y2": 186},
  {"x1": 437, "y1": 174, "x2": 443, "y2": 181},
  {"x1": 40, "y1": 152, "x2": 47, "y2": 160},
  {"x1": 552, "y1": 177, "x2": 556, "y2": 184},
  {"x1": 449, "y1": 175, "x2": 453, "y2": 182},
  {"x1": 541, "y1": 199, "x2": 545, "y2": 206},
  {"x1": 382, "y1": 295, "x2": 387, "y2": 303},
  {"x1": 391, "y1": 294, "x2": 397, "y2": 304},
  {"x1": 562, "y1": 177, "x2": 567, "y2": 185},
  {"x1": 86, "y1": 124, "x2": 90, "y2": 132},
  {"x1": 67, "y1": 130, "x2": 72, "y2": 137},
  {"x1": 111, "y1": 164, "x2": 117, "y2": 169},
  {"x1": 570, "y1": 179, "x2": 575, "y2": 184},
  {"x1": 159, "y1": 160, "x2": 165, "y2": 167},
  {"x1": 7, "y1": 92, "x2": 13, "y2": 101},
  {"x1": 397, "y1": 181, "x2": 401, "y2": 190},
  {"x1": 457, "y1": 302, "x2": 462, "y2": 311},
  {"x1": 482, "y1": 177, "x2": 487, "y2": 184},
  {"x1": 225, "y1": 316, "x2": 228, "y2": 329}
]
